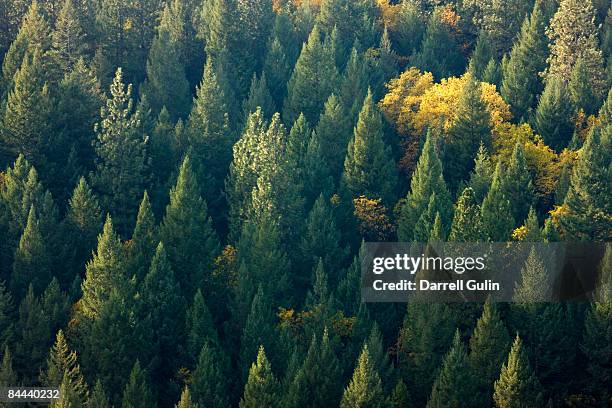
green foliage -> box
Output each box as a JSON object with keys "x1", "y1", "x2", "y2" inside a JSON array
[
  {"x1": 533, "y1": 76, "x2": 574, "y2": 152},
  {"x1": 121, "y1": 360, "x2": 156, "y2": 408},
  {"x1": 48, "y1": 0, "x2": 89, "y2": 76},
  {"x1": 413, "y1": 6, "x2": 464, "y2": 80},
  {"x1": 316, "y1": 93, "x2": 352, "y2": 181},
  {"x1": 91, "y1": 68, "x2": 149, "y2": 236},
  {"x1": 493, "y1": 336, "x2": 543, "y2": 408},
  {"x1": 126, "y1": 191, "x2": 157, "y2": 282},
  {"x1": 160, "y1": 156, "x2": 220, "y2": 296},
  {"x1": 502, "y1": 142, "x2": 534, "y2": 224},
  {"x1": 467, "y1": 143, "x2": 493, "y2": 203},
  {"x1": 243, "y1": 73, "x2": 275, "y2": 120},
  {"x1": 481, "y1": 163, "x2": 515, "y2": 241},
  {"x1": 284, "y1": 25, "x2": 339, "y2": 125},
  {"x1": 340, "y1": 344, "x2": 386, "y2": 408},
  {"x1": 191, "y1": 342, "x2": 228, "y2": 408},
  {"x1": 398, "y1": 131, "x2": 453, "y2": 241},
  {"x1": 87, "y1": 380, "x2": 112, "y2": 408},
  {"x1": 240, "y1": 346, "x2": 281, "y2": 408},
  {"x1": 444, "y1": 75, "x2": 492, "y2": 192},
  {"x1": 175, "y1": 388, "x2": 199, "y2": 408},
  {"x1": 500, "y1": 2, "x2": 548, "y2": 121},
  {"x1": 449, "y1": 187, "x2": 487, "y2": 242}
]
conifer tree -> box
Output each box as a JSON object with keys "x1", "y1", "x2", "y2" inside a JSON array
[
  {"x1": 468, "y1": 299, "x2": 511, "y2": 406},
  {"x1": 191, "y1": 342, "x2": 228, "y2": 408},
  {"x1": 300, "y1": 194, "x2": 349, "y2": 285},
  {"x1": 287, "y1": 113, "x2": 311, "y2": 173},
  {"x1": 87, "y1": 380, "x2": 112, "y2": 408},
  {"x1": 340, "y1": 344, "x2": 386, "y2": 408},
  {"x1": 286, "y1": 328, "x2": 343, "y2": 408},
  {"x1": 502, "y1": 142, "x2": 534, "y2": 224},
  {"x1": 62, "y1": 177, "x2": 103, "y2": 283},
  {"x1": 343, "y1": 90, "x2": 397, "y2": 204},
  {"x1": 242, "y1": 73, "x2": 275, "y2": 120},
  {"x1": 160, "y1": 156, "x2": 220, "y2": 296},
  {"x1": 340, "y1": 47, "x2": 370, "y2": 123},
  {"x1": 514, "y1": 247, "x2": 550, "y2": 303},
  {"x1": 521, "y1": 207, "x2": 542, "y2": 242},
  {"x1": 481, "y1": 163, "x2": 515, "y2": 241},
  {"x1": 582, "y1": 246, "x2": 611, "y2": 401},
  {"x1": 91, "y1": 68, "x2": 149, "y2": 236},
  {"x1": 121, "y1": 360, "x2": 156, "y2": 408},
  {"x1": 316, "y1": 93, "x2": 352, "y2": 181},
  {"x1": 142, "y1": 243, "x2": 185, "y2": 387},
  {"x1": 1, "y1": 0, "x2": 51, "y2": 94},
  {"x1": 500, "y1": 2, "x2": 548, "y2": 121},
  {"x1": 0, "y1": 346, "x2": 17, "y2": 391},
  {"x1": 186, "y1": 60, "x2": 231, "y2": 209},
  {"x1": 413, "y1": 6, "x2": 464, "y2": 80},
  {"x1": 0, "y1": 282, "x2": 14, "y2": 349},
  {"x1": 1, "y1": 48, "x2": 52, "y2": 168},
  {"x1": 427, "y1": 331, "x2": 477, "y2": 408},
  {"x1": 468, "y1": 31, "x2": 493, "y2": 80},
  {"x1": 481, "y1": 59, "x2": 501, "y2": 88},
  {"x1": 302, "y1": 131, "x2": 334, "y2": 207},
  {"x1": 449, "y1": 187, "x2": 487, "y2": 242},
  {"x1": 467, "y1": 143, "x2": 493, "y2": 204},
  {"x1": 80, "y1": 215, "x2": 127, "y2": 319},
  {"x1": 240, "y1": 346, "x2": 281, "y2": 408},
  {"x1": 493, "y1": 336, "x2": 543, "y2": 408},
  {"x1": 41, "y1": 330, "x2": 88, "y2": 407},
  {"x1": 284, "y1": 25, "x2": 339, "y2": 125},
  {"x1": 366, "y1": 323, "x2": 394, "y2": 389},
  {"x1": 546, "y1": 0, "x2": 607, "y2": 98},
  {"x1": 142, "y1": 0, "x2": 190, "y2": 120},
  {"x1": 444, "y1": 75, "x2": 492, "y2": 192},
  {"x1": 175, "y1": 388, "x2": 199, "y2": 408},
  {"x1": 398, "y1": 131, "x2": 453, "y2": 241},
  {"x1": 558, "y1": 94, "x2": 611, "y2": 241},
  {"x1": 48, "y1": 0, "x2": 88, "y2": 76},
  {"x1": 263, "y1": 36, "x2": 291, "y2": 110},
  {"x1": 533, "y1": 76, "x2": 574, "y2": 152},
  {"x1": 568, "y1": 57, "x2": 599, "y2": 115},
  {"x1": 185, "y1": 290, "x2": 219, "y2": 364},
  {"x1": 398, "y1": 302, "x2": 456, "y2": 405},
  {"x1": 390, "y1": 380, "x2": 411, "y2": 408},
  {"x1": 11, "y1": 206, "x2": 52, "y2": 298},
  {"x1": 126, "y1": 191, "x2": 157, "y2": 282}
]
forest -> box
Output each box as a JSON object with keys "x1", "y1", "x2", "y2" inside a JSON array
[{"x1": 0, "y1": 0, "x2": 610, "y2": 406}]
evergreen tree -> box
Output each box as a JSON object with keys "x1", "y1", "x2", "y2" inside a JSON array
[
  {"x1": 413, "y1": 6, "x2": 464, "y2": 80},
  {"x1": 80, "y1": 215, "x2": 127, "y2": 319},
  {"x1": 468, "y1": 31, "x2": 493, "y2": 80},
  {"x1": 0, "y1": 282, "x2": 14, "y2": 348},
  {"x1": 141, "y1": 243, "x2": 185, "y2": 391},
  {"x1": 263, "y1": 36, "x2": 291, "y2": 110},
  {"x1": 62, "y1": 177, "x2": 103, "y2": 284},
  {"x1": 340, "y1": 344, "x2": 386, "y2": 408},
  {"x1": 239, "y1": 346, "x2": 281, "y2": 408},
  {"x1": 398, "y1": 131, "x2": 453, "y2": 241},
  {"x1": 467, "y1": 143, "x2": 493, "y2": 204},
  {"x1": 0, "y1": 346, "x2": 17, "y2": 391},
  {"x1": 287, "y1": 113, "x2": 311, "y2": 174},
  {"x1": 366, "y1": 323, "x2": 394, "y2": 389},
  {"x1": 302, "y1": 131, "x2": 334, "y2": 207},
  {"x1": 502, "y1": 142, "x2": 534, "y2": 224},
  {"x1": 48, "y1": 0, "x2": 89, "y2": 75},
  {"x1": 533, "y1": 76, "x2": 574, "y2": 152},
  {"x1": 160, "y1": 156, "x2": 220, "y2": 296},
  {"x1": 398, "y1": 302, "x2": 456, "y2": 405},
  {"x1": 91, "y1": 68, "x2": 149, "y2": 236},
  {"x1": 121, "y1": 360, "x2": 156, "y2": 408},
  {"x1": 514, "y1": 247, "x2": 550, "y2": 303},
  {"x1": 493, "y1": 336, "x2": 543, "y2": 408},
  {"x1": 285, "y1": 328, "x2": 343, "y2": 408},
  {"x1": 500, "y1": 2, "x2": 548, "y2": 121},
  {"x1": 284, "y1": 25, "x2": 339, "y2": 125},
  {"x1": 186, "y1": 60, "x2": 232, "y2": 213},
  {"x1": 558, "y1": 94, "x2": 611, "y2": 241},
  {"x1": 141, "y1": 0, "x2": 191, "y2": 120},
  {"x1": 568, "y1": 57, "x2": 599, "y2": 116},
  {"x1": 468, "y1": 299, "x2": 511, "y2": 407},
  {"x1": 582, "y1": 246, "x2": 611, "y2": 401},
  {"x1": 126, "y1": 191, "x2": 157, "y2": 282},
  {"x1": 87, "y1": 381, "x2": 112, "y2": 408},
  {"x1": 389, "y1": 380, "x2": 411, "y2": 408},
  {"x1": 481, "y1": 163, "x2": 515, "y2": 241},
  {"x1": 175, "y1": 388, "x2": 199, "y2": 408},
  {"x1": 11, "y1": 206, "x2": 52, "y2": 298},
  {"x1": 426, "y1": 331, "x2": 477, "y2": 408},
  {"x1": 521, "y1": 207, "x2": 542, "y2": 242},
  {"x1": 449, "y1": 187, "x2": 487, "y2": 242},
  {"x1": 444, "y1": 75, "x2": 492, "y2": 192},
  {"x1": 343, "y1": 90, "x2": 397, "y2": 204},
  {"x1": 481, "y1": 58, "x2": 501, "y2": 88},
  {"x1": 300, "y1": 194, "x2": 349, "y2": 286},
  {"x1": 340, "y1": 47, "x2": 370, "y2": 123},
  {"x1": 316, "y1": 93, "x2": 352, "y2": 181},
  {"x1": 242, "y1": 73, "x2": 275, "y2": 120},
  {"x1": 1, "y1": 48, "x2": 52, "y2": 169},
  {"x1": 1, "y1": 0, "x2": 51, "y2": 94},
  {"x1": 185, "y1": 290, "x2": 219, "y2": 364},
  {"x1": 191, "y1": 342, "x2": 228, "y2": 408},
  {"x1": 41, "y1": 330, "x2": 88, "y2": 407},
  {"x1": 546, "y1": 0, "x2": 607, "y2": 98}
]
